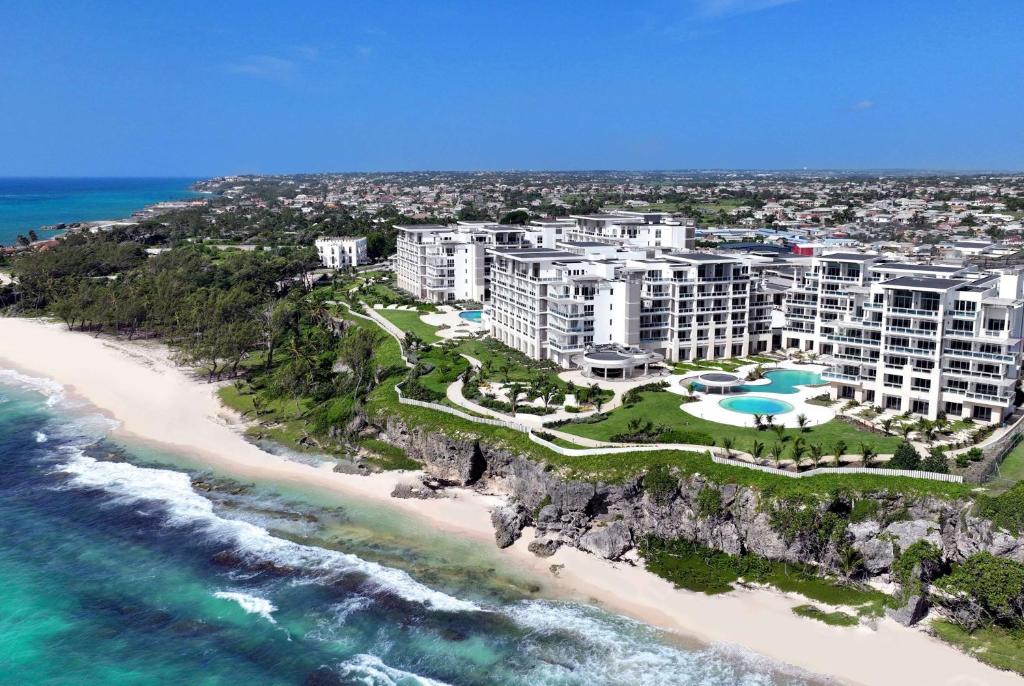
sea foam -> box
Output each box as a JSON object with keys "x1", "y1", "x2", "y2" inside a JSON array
[
  {"x1": 336, "y1": 654, "x2": 452, "y2": 686},
  {"x1": 56, "y1": 453, "x2": 480, "y2": 613},
  {"x1": 505, "y1": 600, "x2": 789, "y2": 685},
  {"x1": 213, "y1": 591, "x2": 278, "y2": 624},
  {"x1": 0, "y1": 368, "x2": 66, "y2": 407}
]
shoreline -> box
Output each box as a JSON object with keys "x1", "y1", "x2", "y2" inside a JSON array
[{"x1": 0, "y1": 317, "x2": 1019, "y2": 686}]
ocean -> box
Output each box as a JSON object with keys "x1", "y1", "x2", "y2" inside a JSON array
[
  {"x1": 0, "y1": 178, "x2": 201, "y2": 247},
  {"x1": 0, "y1": 370, "x2": 815, "y2": 685}
]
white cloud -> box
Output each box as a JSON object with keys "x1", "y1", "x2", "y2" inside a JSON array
[
  {"x1": 696, "y1": 0, "x2": 802, "y2": 19},
  {"x1": 224, "y1": 55, "x2": 297, "y2": 81},
  {"x1": 851, "y1": 99, "x2": 876, "y2": 111}
]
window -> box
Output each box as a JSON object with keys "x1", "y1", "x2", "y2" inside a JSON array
[
  {"x1": 914, "y1": 360, "x2": 934, "y2": 371},
  {"x1": 947, "y1": 379, "x2": 968, "y2": 391},
  {"x1": 892, "y1": 291, "x2": 913, "y2": 309},
  {"x1": 973, "y1": 406, "x2": 992, "y2": 421},
  {"x1": 911, "y1": 378, "x2": 931, "y2": 391},
  {"x1": 987, "y1": 319, "x2": 1006, "y2": 331},
  {"x1": 945, "y1": 401, "x2": 963, "y2": 415},
  {"x1": 920, "y1": 293, "x2": 940, "y2": 312},
  {"x1": 911, "y1": 400, "x2": 930, "y2": 415},
  {"x1": 954, "y1": 300, "x2": 977, "y2": 313},
  {"x1": 884, "y1": 373, "x2": 903, "y2": 386},
  {"x1": 950, "y1": 319, "x2": 973, "y2": 332},
  {"x1": 976, "y1": 383, "x2": 999, "y2": 397},
  {"x1": 885, "y1": 395, "x2": 902, "y2": 410}
]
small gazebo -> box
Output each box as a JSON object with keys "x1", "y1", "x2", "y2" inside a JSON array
[{"x1": 694, "y1": 371, "x2": 746, "y2": 393}]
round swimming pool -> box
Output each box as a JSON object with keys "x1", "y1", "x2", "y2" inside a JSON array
[
  {"x1": 719, "y1": 396, "x2": 794, "y2": 415},
  {"x1": 458, "y1": 310, "x2": 484, "y2": 323}
]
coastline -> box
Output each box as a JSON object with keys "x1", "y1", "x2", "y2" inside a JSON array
[
  {"x1": 0, "y1": 177, "x2": 203, "y2": 247},
  {"x1": 0, "y1": 317, "x2": 1019, "y2": 686}
]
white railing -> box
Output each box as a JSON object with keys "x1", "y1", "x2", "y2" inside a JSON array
[
  {"x1": 710, "y1": 455, "x2": 963, "y2": 483},
  {"x1": 394, "y1": 382, "x2": 530, "y2": 432}
]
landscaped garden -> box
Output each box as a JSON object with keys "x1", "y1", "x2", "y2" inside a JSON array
[{"x1": 551, "y1": 387, "x2": 904, "y2": 461}]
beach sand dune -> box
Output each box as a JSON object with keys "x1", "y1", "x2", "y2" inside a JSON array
[{"x1": 0, "y1": 317, "x2": 1018, "y2": 686}]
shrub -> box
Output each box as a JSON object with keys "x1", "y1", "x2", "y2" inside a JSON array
[
  {"x1": 889, "y1": 441, "x2": 921, "y2": 470},
  {"x1": 936, "y1": 552, "x2": 1024, "y2": 629},
  {"x1": 697, "y1": 487, "x2": 723, "y2": 519},
  {"x1": 921, "y1": 447, "x2": 950, "y2": 474},
  {"x1": 892, "y1": 540, "x2": 944, "y2": 599},
  {"x1": 644, "y1": 464, "x2": 679, "y2": 505},
  {"x1": 976, "y1": 482, "x2": 1024, "y2": 535}
]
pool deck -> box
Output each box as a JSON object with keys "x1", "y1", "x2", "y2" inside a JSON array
[
  {"x1": 420, "y1": 306, "x2": 486, "y2": 340},
  {"x1": 680, "y1": 362, "x2": 835, "y2": 428}
]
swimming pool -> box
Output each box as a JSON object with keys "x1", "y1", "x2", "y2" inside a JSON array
[
  {"x1": 738, "y1": 369, "x2": 823, "y2": 394},
  {"x1": 458, "y1": 310, "x2": 484, "y2": 323},
  {"x1": 719, "y1": 396, "x2": 794, "y2": 415}
]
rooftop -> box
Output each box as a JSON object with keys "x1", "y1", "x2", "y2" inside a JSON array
[{"x1": 882, "y1": 276, "x2": 966, "y2": 290}]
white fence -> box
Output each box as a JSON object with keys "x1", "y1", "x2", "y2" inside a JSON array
[
  {"x1": 394, "y1": 383, "x2": 530, "y2": 432},
  {"x1": 710, "y1": 455, "x2": 963, "y2": 483},
  {"x1": 528, "y1": 430, "x2": 674, "y2": 456}
]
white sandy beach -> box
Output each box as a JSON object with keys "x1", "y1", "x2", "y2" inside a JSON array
[{"x1": 0, "y1": 316, "x2": 1019, "y2": 686}]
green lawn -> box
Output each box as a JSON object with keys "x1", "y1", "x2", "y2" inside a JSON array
[
  {"x1": 987, "y1": 438, "x2": 1024, "y2": 493},
  {"x1": 376, "y1": 308, "x2": 443, "y2": 344},
  {"x1": 557, "y1": 390, "x2": 903, "y2": 456}
]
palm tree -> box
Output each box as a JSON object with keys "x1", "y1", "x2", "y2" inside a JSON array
[
  {"x1": 764, "y1": 414, "x2": 776, "y2": 429},
  {"x1": 809, "y1": 443, "x2": 824, "y2": 468},
  {"x1": 881, "y1": 417, "x2": 894, "y2": 435},
  {"x1": 752, "y1": 413, "x2": 764, "y2": 430},
  {"x1": 722, "y1": 436, "x2": 734, "y2": 457},
  {"x1": 900, "y1": 423, "x2": 914, "y2": 440},
  {"x1": 790, "y1": 437, "x2": 806, "y2": 469},
  {"x1": 796, "y1": 413, "x2": 809, "y2": 432},
  {"x1": 859, "y1": 442, "x2": 876, "y2": 466},
  {"x1": 751, "y1": 440, "x2": 765, "y2": 463},
  {"x1": 837, "y1": 546, "x2": 864, "y2": 580},
  {"x1": 539, "y1": 384, "x2": 557, "y2": 410},
  {"x1": 772, "y1": 423, "x2": 786, "y2": 441},
  {"x1": 833, "y1": 439, "x2": 848, "y2": 467},
  {"x1": 506, "y1": 382, "x2": 524, "y2": 413},
  {"x1": 769, "y1": 443, "x2": 784, "y2": 469}
]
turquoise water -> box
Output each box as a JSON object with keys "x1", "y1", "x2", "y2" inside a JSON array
[
  {"x1": 459, "y1": 310, "x2": 484, "y2": 323},
  {"x1": 0, "y1": 369, "x2": 814, "y2": 685},
  {"x1": 720, "y1": 396, "x2": 795, "y2": 415},
  {"x1": 0, "y1": 178, "x2": 201, "y2": 246},
  {"x1": 738, "y1": 370, "x2": 823, "y2": 395}
]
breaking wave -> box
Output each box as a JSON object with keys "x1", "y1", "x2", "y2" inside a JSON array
[
  {"x1": 214, "y1": 590, "x2": 278, "y2": 624},
  {"x1": 336, "y1": 654, "x2": 452, "y2": 686},
  {"x1": 56, "y1": 452, "x2": 480, "y2": 613}
]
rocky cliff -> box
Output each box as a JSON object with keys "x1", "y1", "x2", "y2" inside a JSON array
[{"x1": 381, "y1": 416, "x2": 1024, "y2": 595}]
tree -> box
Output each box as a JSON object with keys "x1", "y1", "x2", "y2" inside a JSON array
[
  {"x1": 769, "y1": 443, "x2": 784, "y2": 469},
  {"x1": 833, "y1": 440, "x2": 848, "y2": 466},
  {"x1": 790, "y1": 437, "x2": 806, "y2": 469},
  {"x1": 499, "y1": 209, "x2": 531, "y2": 225},
  {"x1": 722, "y1": 436, "x2": 734, "y2": 456},
  {"x1": 764, "y1": 414, "x2": 776, "y2": 429},
  {"x1": 751, "y1": 440, "x2": 765, "y2": 463},
  {"x1": 809, "y1": 443, "x2": 824, "y2": 468},
  {"x1": 506, "y1": 382, "x2": 524, "y2": 413},
  {"x1": 796, "y1": 413, "x2": 809, "y2": 432},
  {"x1": 889, "y1": 441, "x2": 921, "y2": 470},
  {"x1": 752, "y1": 413, "x2": 763, "y2": 430},
  {"x1": 921, "y1": 447, "x2": 950, "y2": 474},
  {"x1": 881, "y1": 417, "x2": 894, "y2": 435}
]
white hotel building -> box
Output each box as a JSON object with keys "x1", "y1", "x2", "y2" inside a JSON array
[
  {"x1": 315, "y1": 236, "x2": 368, "y2": 269},
  {"x1": 395, "y1": 212, "x2": 774, "y2": 368},
  {"x1": 783, "y1": 253, "x2": 1024, "y2": 424}
]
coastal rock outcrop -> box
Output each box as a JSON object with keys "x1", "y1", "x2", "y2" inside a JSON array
[
  {"x1": 379, "y1": 417, "x2": 1024, "y2": 586},
  {"x1": 491, "y1": 504, "x2": 530, "y2": 548}
]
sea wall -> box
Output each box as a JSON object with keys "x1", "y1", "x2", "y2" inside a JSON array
[{"x1": 379, "y1": 416, "x2": 1024, "y2": 578}]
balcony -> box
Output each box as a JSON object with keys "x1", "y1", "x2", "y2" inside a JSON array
[
  {"x1": 889, "y1": 307, "x2": 941, "y2": 317},
  {"x1": 885, "y1": 326, "x2": 937, "y2": 337},
  {"x1": 887, "y1": 345, "x2": 937, "y2": 357},
  {"x1": 822, "y1": 370, "x2": 860, "y2": 382},
  {"x1": 943, "y1": 348, "x2": 1016, "y2": 363}
]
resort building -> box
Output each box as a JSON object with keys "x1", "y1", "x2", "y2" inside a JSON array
[
  {"x1": 486, "y1": 248, "x2": 774, "y2": 367},
  {"x1": 782, "y1": 253, "x2": 1024, "y2": 423},
  {"x1": 315, "y1": 236, "x2": 368, "y2": 269},
  {"x1": 393, "y1": 212, "x2": 693, "y2": 304},
  {"x1": 394, "y1": 223, "x2": 528, "y2": 302}
]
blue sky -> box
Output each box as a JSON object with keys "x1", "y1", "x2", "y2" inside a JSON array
[{"x1": 1, "y1": 0, "x2": 1022, "y2": 175}]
